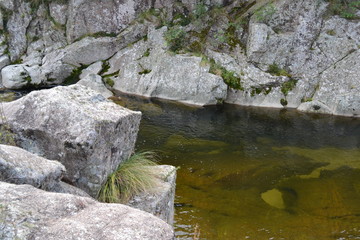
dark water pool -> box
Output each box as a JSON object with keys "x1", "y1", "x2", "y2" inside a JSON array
[{"x1": 115, "y1": 95, "x2": 360, "y2": 240}]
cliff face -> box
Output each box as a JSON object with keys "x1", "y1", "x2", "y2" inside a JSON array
[{"x1": 0, "y1": 0, "x2": 359, "y2": 117}]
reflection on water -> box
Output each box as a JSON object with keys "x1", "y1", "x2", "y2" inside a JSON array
[{"x1": 107, "y1": 95, "x2": 360, "y2": 239}]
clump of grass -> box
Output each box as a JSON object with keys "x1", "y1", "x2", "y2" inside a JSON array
[
  {"x1": 97, "y1": 151, "x2": 159, "y2": 203},
  {"x1": 164, "y1": 25, "x2": 186, "y2": 52},
  {"x1": 325, "y1": 0, "x2": 360, "y2": 19}
]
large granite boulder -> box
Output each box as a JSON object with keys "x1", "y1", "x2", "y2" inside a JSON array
[
  {"x1": 107, "y1": 27, "x2": 227, "y2": 106},
  {"x1": 0, "y1": 144, "x2": 65, "y2": 191},
  {"x1": 0, "y1": 181, "x2": 174, "y2": 240},
  {"x1": 298, "y1": 50, "x2": 360, "y2": 117},
  {"x1": 1, "y1": 84, "x2": 142, "y2": 197}
]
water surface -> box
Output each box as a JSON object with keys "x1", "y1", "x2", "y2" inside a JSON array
[{"x1": 115, "y1": 95, "x2": 360, "y2": 240}]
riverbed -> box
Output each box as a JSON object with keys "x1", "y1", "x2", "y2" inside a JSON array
[{"x1": 116, "y1": 95, "x2": 360, "y2": 240}]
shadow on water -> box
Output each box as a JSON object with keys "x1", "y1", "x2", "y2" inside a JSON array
[{"x1": 108, "y1": 94, "x2": 360, "y2": 239}]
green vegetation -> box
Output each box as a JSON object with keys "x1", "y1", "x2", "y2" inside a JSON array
[
  {"x1": 280, "y1": 98, "x2": 288, "y2": 106},
  {"x1": 194, "y1": 2, "x2": 208, "y2": 19},
  {"x1": 138, "y1": 69, "x2": 152, "y2": 75},
  {"x1": 281, "y1": 78, "x2": 298, "y2": 96},
  {"x1": 207, "y1": 58, "x2": 243, "y2": 90},
  {"x1": 143, "y1": 48, "x2": 151, "y2": 57},
  {"x1": 254, "y1": 3, "x2": 277, "y2": 22},
  {"x1": 164, "y1": 25, "x2": 186, "y2": 52},
  {"x1": 63, "y1": 65, "x2": 88, "y2": 85},
  {"x1": 267, "y1": 63, "x2": 291, "y2": 77},
  {"x1": 97, "y1": 151, "x2": 159, "y2": 203},
  {"x1": 326, "y1": 0, "x2": 360, "y2": 19},
  {"x1": 104, "y1": 77, "x2": 115, "y2": 87}
]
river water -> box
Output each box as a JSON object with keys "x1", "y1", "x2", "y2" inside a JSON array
[{"x1": 116, "y1": 95, "x2": 360, "y2": 240}]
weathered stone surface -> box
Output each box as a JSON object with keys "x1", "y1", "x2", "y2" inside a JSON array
[
  {"x1": 129, "y1": 165, "x2": 176, "y2": 225},
  {"x1": 1, "y1": 64, "x2": 30, "y2": 89},
  {"x1": 302, "y1": 50, "x2": 360, "y2": 117},
  {"x1": 49, "y1": 2, "x2": 68, "y2": 25},
  {"x1": 2, "y1": 84, "x2": 142, "y2": 196},
  {"x1": 79, "y1": 61, "x2": 103, "y2": 79},
  {"x1": 77, "y1": 74, "x2": 113, "y2": 98},
  {"x1": 108, "y1": 27, "x2": 227, "y2": 106},
  {"x1": 0, "y1": 55, "x2": 10, "y2": 70},
  {"x1": 66, "y1": 0, "x2": 150, "y2": 43},
  {"x1": 6, "y1": 0, "x2": 32, "y2": 61},
  {"x1": 51, "y1": 181, "x2": 92, "y2": 198},
  {"x1": 0, "y1": 181, "x2": 174, "y2": 240},
  {"x1": 0, "y1": 144, "x2": 65, "y2": 191}
]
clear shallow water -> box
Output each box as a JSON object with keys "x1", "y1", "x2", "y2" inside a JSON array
[{"x1": 114, "y1": 95, "x2": 360, "y2": 240}]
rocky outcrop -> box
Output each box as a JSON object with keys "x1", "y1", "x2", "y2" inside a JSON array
[
  {"x1": 1, "y1": 0, "x2": 359, "y2": 117},
  {"x1": 1, "y1": 84, "x2": 142, "y2": 197},
  {"x1": 106, "y1": 27, "x2": 227, "y2": 106},
  {"x1": 0, "y1": 144, "x2": 65, "y2": 191},
  {"x1": 129, "y1": 165, "x2": 177, "y2": 225},
  {"x1": 0, "y1": 181, "x2": 174, "y2": 240}
]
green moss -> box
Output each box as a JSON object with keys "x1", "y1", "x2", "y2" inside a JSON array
[
  {"x1": 301, "y1": 97, "x2": 313, "y2": 103},
  {"x1": 173, "y1": 13, "x2": 191, "y2": 26},
  {"x1": 267, "y1": 63, "x2": 291, "y2": 77},
  {"x1": 281, "y1": 78, "x2": 298, "y2": 96},
  {"x1": 63, "y1": 65, "x2": 88, "y2": 85},
  {"x1": 208, "y1": 58, "x2": 242, "y2": 90},
  {"x1": 325, "y1": 0, "x2": 360, "y2": 19},
  {"x1": 164, "y1": 26, "x2": 186, "y2": 52},
  {"x1": 99, "y1": 61, "x2": 110, "y2": 76},
  {"x1": 250, "y1": 85, "x2": 273, "y2": 97},
  {"x1": 280, "y1": 98, "x2": 288, "y2": 106},
  {"x1": 104, "y1": 77, "x2": 115, "y2": 87},
  {"x1": 143, "y1": 48, "x2": 151, "y2": 57},
  {"x1": 326, "y1": 29, "x2": 336, "y2": 36},
  {"x1": 138, "y1": 69, "x2": 152, "y2": 75}
]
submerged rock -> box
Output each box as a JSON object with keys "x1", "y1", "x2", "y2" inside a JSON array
[
  {"x1": 2, "y1": 84, "x2": 141, "y2": 197},
  {"x1": 0, "y1": 181, "x2": 174, "y2": 240}
]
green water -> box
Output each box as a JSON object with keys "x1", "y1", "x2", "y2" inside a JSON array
[{"x1": 115, "y1": 96, "x2": 360, "y2": 240}]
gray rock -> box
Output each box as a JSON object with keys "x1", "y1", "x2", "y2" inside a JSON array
[
  {"x1": 0, "y1": 55, "x2": 10, "y2": 70},
  {"x1": 49, "y1": 2, "x2": 68, "y2": 25},
  {"x1": 6, "y1": 0, "x2": 32, "y2": 61},
  {"x1": 51, "y1": 181, "x2": 92, "y2": 198},
  {"x1": 62, "y1": 37, "x2": 121, "y2": 66},
  {"x1": 128, "y1": 165, "x2": 176, "y2": 225},
  {"x1": 77, "y1": 74, "x2": 113, "y2": 98},
  {"x1": 0, "y1": 144, "x2": 65, "y2": 191},
  {"x1": 0, "y1": 181, "x2": 174, "y2": 240},
  {"x1": 297, "y1": 100, "x2": 333, "y2": 115},
  {"x1": 1, "y1": 64, "x2": 30, "y2": 89},
  {"x1": 307, "y1": 50, "x2": 360, "y2": 117},
  {"x1": 108, "y1": 27, "x2": 227, "y2": 106},
  {"x1": 2, "y1": 84, "x2": 142, "y2": 196},
  {"x1": 0, "y1": 0, "x2": 14, "y2": 11},
  {"x1": 79, "y1": 61, "x2": 103, "y2": 79},
  {"x1": 66, "y1": 0, "x2": 150, "y2": 43}
]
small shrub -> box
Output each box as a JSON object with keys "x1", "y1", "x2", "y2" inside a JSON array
[
  {"x1": 194, "y1": 2, "x2": 208, "y2": 19},
  {"x1": 267, "y1": 63, "x2": 291, "y2": 77},
  {"x1": 281, "y1": 78, "x2": 298, "y2": 96},
  {"x1": 280, "y1": 98, "x2": 288, "y2": 106},
  {"x1": 164, "y1": 26, "x2": 186, "y2": 52},
  {"x1": 97, "y1": 151, "x2": 159, "y2": 203},
  {"x1": 208, "y1": 58, "x2": 243, "y2": 90}
]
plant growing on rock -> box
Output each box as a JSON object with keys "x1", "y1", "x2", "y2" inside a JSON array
[
  {"x1": 97, "y1": 151, "x2": 159, "y2": 203},
  {"x1": 164, "y1": 25, "x2": 186, "y2": 52},
  {"x1": 326, "y1": 0, "x2": 360, "y2": 19}
]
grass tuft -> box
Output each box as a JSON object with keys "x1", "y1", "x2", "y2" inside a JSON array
[{"x1": 97, "y1": 151, "x2": 159, "y2": 203}]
